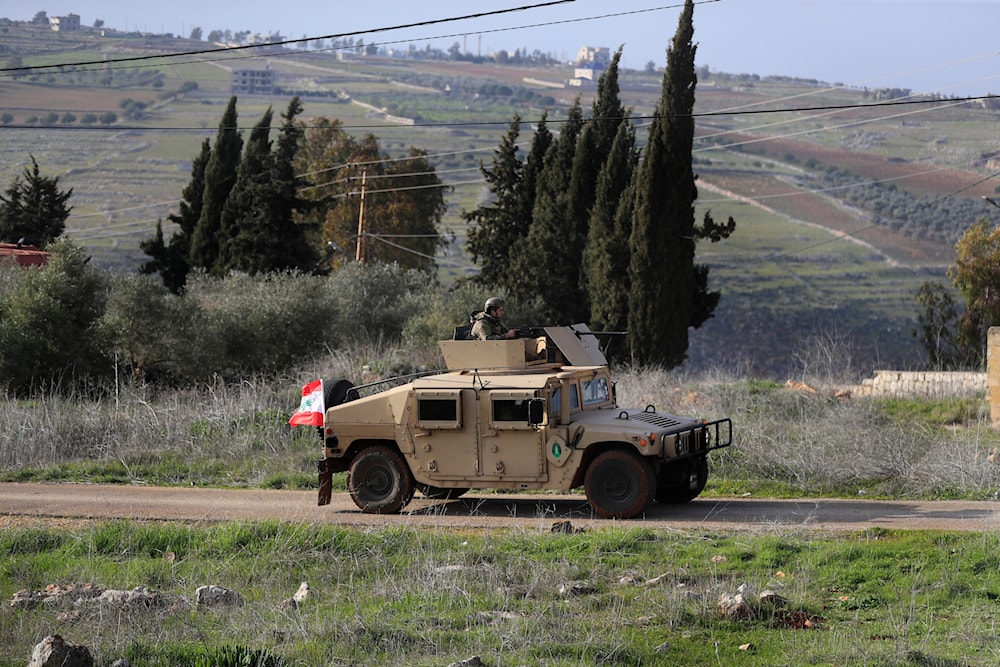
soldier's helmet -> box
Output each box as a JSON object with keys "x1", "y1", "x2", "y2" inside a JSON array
[{"x1": 484, "y1": 297, "x2": 505, "y2": 313}]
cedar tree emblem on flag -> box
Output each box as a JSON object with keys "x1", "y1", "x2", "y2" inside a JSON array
[{"x1": 289, "y1": 379, "x2": 324, "y2": 427}]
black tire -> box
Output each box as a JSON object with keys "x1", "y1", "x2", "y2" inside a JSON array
[
  {"x1": 417, "y1": 484, "x2": 470, "y2": 500},
  {"x1": 584, "y1": 449, "x2": 656, "y2": 519},
  {"x1": 655, "y1": 456, "x2": 708, "y2": 504},
  {"x1": 317, "y1": 379, "x2": 358, "y2": 439},
  {"x1": 348, "y1": 445, "x2": 415, "y2": 514},
  {"x1": 324, "y1": 379, "x2": 358, "y2": 408}
]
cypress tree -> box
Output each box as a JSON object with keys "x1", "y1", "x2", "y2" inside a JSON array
[
  {"x1": 568, "y1": 47, "x2": 627, "y2": 239},
  {"x1": 628, "y1": 0, "x2": 699, "y2": 367},
  {"x1": 138, "y1": 220, "x2": 169, "y2": 279},
  {"x1": 463, "y1": 115, "x2": 524, "y2": 287},
  {"x1": 190, "y1": 96, "x2": 242, "y2": 272},
  {"x1": 509, "y1": 99, "x2": 584, "y2": 321},
  {"x1": 567, "y1": 48, "x2": 628, "y2": 323},
  {"x1": 217, "y1": 107, "x2": 274, "y2": 274},
  {"x1": 140, "y1": 138, "x2": 210, "y2": 293},
  {"x1": 508, "y1": 112, "x2": 552, "y2": 295},
  {"x1": 518, "y1": 112, "x2": 551, "y2": 230},
  {"x1": 269, "y1": 97, "x2": 317, "y2": 271},
  {"x1": 584, "y1": 118, "x2": 637, "y2": 340},
  {"x1": 627, "y1": 0, "x2": 734, "y2": 367}
]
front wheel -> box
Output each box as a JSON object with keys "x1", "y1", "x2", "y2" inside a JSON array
[
  {"x1": 348, "y1": 445, "x2": 415, "y2": 514},
  {"x1": 655, "y1": 456, "x2": 708, "y2": 504},
  {"x1": 584, "y1": 449, "x2": 656, "y2": 519}
]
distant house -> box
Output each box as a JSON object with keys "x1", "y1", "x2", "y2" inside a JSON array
[
  {"x1": 0, "y1": 242, "x2": 49, "y2": 268},
  {"x1": 231, "y1": 67, "x2": 275, "y2": 95},
  {"x1": 571, "y1": 65, "x2": 603, "y2": 86},
  {"x1": 50, "y1": 13, "x2": 81, "y2": 32},
  {"x1": 576, "y1": 46, "x2": 610, "y2": 67},
  {"x1": 572, "y1": 46, "x2": 609, "y2": 86}
]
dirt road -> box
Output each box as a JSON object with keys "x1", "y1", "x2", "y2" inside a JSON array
[{"x1": 2, "y1": 482, "x2": 998, "y2": 532}]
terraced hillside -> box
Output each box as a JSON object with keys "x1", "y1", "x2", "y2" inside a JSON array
[{"x1": 3, "y1": 23, "x2": 999, "y2": 375}]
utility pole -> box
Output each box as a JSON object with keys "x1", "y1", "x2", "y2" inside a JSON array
[{"x1": 355, "y1": 169, "x2": 367, "y2": 264}]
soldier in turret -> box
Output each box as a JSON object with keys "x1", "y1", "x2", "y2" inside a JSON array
[{"x1": 470, "y1": 297, "x2": 519, "y2": 340}]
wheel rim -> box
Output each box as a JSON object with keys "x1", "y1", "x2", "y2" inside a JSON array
[
  {"x1": 599, "y1": 467, "x2": 636, "y2": 506},
  {"x1": 362, "y1": 464, "x2": 395, "y2": 501}
]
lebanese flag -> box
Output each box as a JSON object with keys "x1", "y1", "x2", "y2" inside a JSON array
[{"x1": 289, "y1": 379, "x2": 324, "y2": 427}]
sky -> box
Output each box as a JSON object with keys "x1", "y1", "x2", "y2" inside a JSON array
[{"x1": 17, "y1": 0, "x2": 1000, "y2": 97}]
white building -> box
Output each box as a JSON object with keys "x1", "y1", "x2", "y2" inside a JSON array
[
  {"x1": 50, "y1": 13, "x2": 81, "y2": 32},
  {"x1": 576, "y1": 46, "x2": 610, "y2": 67}
]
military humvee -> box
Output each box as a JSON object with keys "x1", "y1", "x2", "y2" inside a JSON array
[{"x1": 316, "y1": 325, "x2": 732, "y2": 519}]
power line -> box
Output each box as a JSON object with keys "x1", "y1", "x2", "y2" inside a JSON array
[
  {"x1": 0, "y1": 1, "x2": 577, "y2": 75},
  {"x1": 0, "y1": 1, "x2": 712, "y2": 79}
]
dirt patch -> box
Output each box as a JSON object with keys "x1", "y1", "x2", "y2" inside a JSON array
[{"x1": 0, "y1": 82, "x2": 154, "y2": 113}]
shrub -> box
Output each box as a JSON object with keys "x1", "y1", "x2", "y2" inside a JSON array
[
  {"x1": 188, "y1": 271, "x2": 340, "y2": 379},
  {"x1": 324, "y1": 262, "x2": 433, "y2": 345},
  {"x1": 0, "y1": 240, "x2": 109, "y2": 394},
  {"x1": 100, "y1": 274, "x2": 202, "y2": 384}
]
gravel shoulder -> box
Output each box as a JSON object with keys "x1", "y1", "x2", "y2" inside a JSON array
[{"x1": 2, "y1": 482, "x2": 998, "y2": 532}]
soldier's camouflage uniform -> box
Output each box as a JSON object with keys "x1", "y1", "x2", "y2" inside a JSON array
[{"x1": 469, "y1": 311, "x2": 509, "y2": 340}]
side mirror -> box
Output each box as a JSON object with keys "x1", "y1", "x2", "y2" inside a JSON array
[{"x1": 527, "y1": 398, "x2": 546, "y2": 426}]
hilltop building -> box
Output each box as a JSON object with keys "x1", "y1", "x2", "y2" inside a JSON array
[
  {"x1": 231, "y1": 67, "x2": 275, "y2": 95},
  {"x1": 49, "y1": 13, "x2": 80, "y2": 32},
  {"x1": 571, "y1": 45, "x2": 610, "y2": 87},
  {"x1": 576, "y1": 46, "x2": 610, "y2": 67}
]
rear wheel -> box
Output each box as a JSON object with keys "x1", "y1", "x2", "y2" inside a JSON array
[
  {"x1": 655, "y1": 456, "x2": 708, "y2": 504},
  {"x1": 348, "y1": 445, "x2": 414, "y2": 514},
  {"x1": 584, "y1": 449, "x2": 656, "y2": 519},
  {"x1": 417, "y1": 484, "x2": 470, "y2": 500}
]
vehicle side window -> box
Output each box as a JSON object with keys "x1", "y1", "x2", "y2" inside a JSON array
[
  {"x1": 551, "y1": 385, "x2": 580, "y2": 416},
  {"x1": 419, "y1": 399, "x2": 457, "y2": 421},
  {"x1": 415, "y1": 391, "x2": 462, "y2": 429},
  {"x1": 492, "y1": 398, "x2": 530, "y2": 422},
  {"x1": 582, "y1": 377, "x2": 610, "y2": 406}
]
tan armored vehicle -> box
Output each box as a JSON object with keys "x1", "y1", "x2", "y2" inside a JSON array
[{"x1": 316, "y1": 325, "x2": 732, "y2": 519}]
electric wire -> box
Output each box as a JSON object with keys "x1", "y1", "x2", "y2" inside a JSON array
[
  {"x1": 0, "y1": 1, "x2": 724, "y2": 80},
  {"x1": 9, "y1": 4, "x2": 998, "y2": 263},
  {"x1": 0, "y1": 1, "x2": 578, "y2": 75}
]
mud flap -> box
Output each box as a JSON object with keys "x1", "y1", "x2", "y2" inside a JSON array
[{"x1": 317, "y1": 459, "x2": 333, "y2": 506}]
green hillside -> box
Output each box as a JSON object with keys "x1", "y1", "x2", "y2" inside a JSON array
[{"x1": 3, "y1": 22, "x2": 999, "y2": 376}]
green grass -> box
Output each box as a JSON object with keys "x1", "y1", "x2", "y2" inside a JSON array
[
  {"x1": 878, "y1": 396, "x2": 990, "y2": 427},
  {"x1": 4, "y1": 521, "x2": 1000, "y2": 666}
]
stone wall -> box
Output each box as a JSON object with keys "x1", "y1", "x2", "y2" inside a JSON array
[
  {"x1": 856, "y1": 370, "x2": 986, "y2": 398},
  {"x1": 851, "y1": 328, "x2": 1000, "y2": 426}
]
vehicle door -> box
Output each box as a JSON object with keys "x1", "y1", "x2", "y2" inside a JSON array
[
  {"x1": 479, "y1": 390, "x2": 547, "y2": 481},
  {"x1": 409, "y1": 389, "x2": 479, "y2": 481}
]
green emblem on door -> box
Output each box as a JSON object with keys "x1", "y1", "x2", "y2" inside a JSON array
[{"x1": 552, "y1": 442, "x2": 562, "y2": 458}]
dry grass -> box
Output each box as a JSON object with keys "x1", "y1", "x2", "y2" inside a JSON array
[{"x1": 2, "y1": 340, "x2": 999, "y2": 499}]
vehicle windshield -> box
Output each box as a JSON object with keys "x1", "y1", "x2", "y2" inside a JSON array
[
  {"x1": 582, "y1": 377, "x2": 610, "y2": 406},
  {"x1": 551, "y1": 384, "x2": 579, "y2": 417}
]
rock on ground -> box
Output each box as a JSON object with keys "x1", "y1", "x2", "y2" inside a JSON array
[{"x1": 29, "y1": 635, "x2": 93, "y2": 667}]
